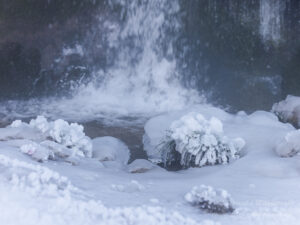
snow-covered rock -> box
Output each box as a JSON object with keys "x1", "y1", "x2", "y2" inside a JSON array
[
  {"x1": 272, "y1": 95, "x2": 300, "y2": 128},
  {"x1": 275, "y1": 130, "x2": 300, "y2": 157},
  {"x1": 152, "y1": 112, "x2": 245, "y2": 170},
  {"x1": 92, "y1": 136, "x2": 130, "y2": 165},
  {"x1": 185, "y1": 185, "x2": 234, "y2": 214},
  {"x1": 127, "y1": 159, "x2": 157, "y2": 173}
]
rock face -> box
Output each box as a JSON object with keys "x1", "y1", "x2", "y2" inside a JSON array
[
  {"x1": 0, "y1": 42, "x2": 41, "y2": 98},
  {"x1": 1, "y1": 0, "x2": 300, "y2": 112},
  {"x1": 0, "y1": 0, "x2": 103, "y2": 99}
]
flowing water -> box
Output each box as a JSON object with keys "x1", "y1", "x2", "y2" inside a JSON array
[{"x1": 0, "y1": 0, "x2": 300, "y2": 158}]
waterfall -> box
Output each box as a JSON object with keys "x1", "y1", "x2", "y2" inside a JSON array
[
  {"x1": 259, "y1": 0, "x2": 284, "y2": 43},
  {"x1": 0, "y1": 0, "x2": 201, "y2": 120},
  {"x1": 63, "y1": 0, "x2": 200, "y2": 117}
]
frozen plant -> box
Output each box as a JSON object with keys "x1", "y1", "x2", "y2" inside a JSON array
[
  {"x1": 8, "y1": 116, "x2": 92, "y2": 161},
  {"x1": 275, "y1": 129, "x2": 300, "y2": 157},
  {"x1": 157, "y1": 113, "x2": 245, "y2": 170},
  {"x1": 185, "y1": 185, "x2": 234, "y2": 214},
  {"x1": 48, "y1": 119, "x2": 92, "y2": 158}
]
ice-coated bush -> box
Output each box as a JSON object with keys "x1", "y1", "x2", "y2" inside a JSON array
[
  {"x1": 275, "y1": 129, "x2": 300, "y2": 157},
  {"x1": 156, "y1": 113, "x2": 245, "y2": 170},
  {"x1": 9, "y1": 116, "x2": 92, "y2": 162},
  {"x1": 185, "y1": 185, "x2": 234, "y2": 214}
]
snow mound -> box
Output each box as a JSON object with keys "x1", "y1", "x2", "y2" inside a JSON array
[
  {"x1": 127, "y1": 159, "x2": 157, "y2": 173},
  {"x1": 92, "y1": 136, "x2": 130, "y2": 165},
  {"x1": 0, "y1": 154, "x2": 213, "y2": 225},
  {"x1": 154, "y1": 112, "x2": 245, "y2": 170},
  {"x1": 0, "y1": 154, "x2": 77, "y2": 197},
  {"x1": 185, "y1": 185, "x2": 234, "y2": 214},
  {"x1": 272, "y1": 95, "x2": 300, "y2": 128},
  {"x1": 5, "y1": 116, "x2": 92, "y2": 162},
  {"x1": 275, "y1": 130, "x2": 300, "y2": 157}
]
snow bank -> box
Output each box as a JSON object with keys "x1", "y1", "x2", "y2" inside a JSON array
[
  {"x1": 185, "y1": 185, "x2": 234, "y2": 214},
  {"x1": 1, "y1": 116, "x2": 92, "y2": 162},
  {"x1": 0, "y1": 154, "x2": 77, "y2": 197},
  {"x1": 111, "y1": 180, "x2": 145, "y2": 193},
  {"x1": 92, "y1": 136, "x2": 130, "y2": 165},
  {"x1": 0, "y1": 154, "x2": 216, "y2": 225},
  {"x1": 275, "y1": 130, "x2": 300, "y2": 157},
  {"x1": 149, "y1": 112, "x2": 245, "y2": 169},
  {"x1": 272, "y1": 95, "x2": 300, "y2": 127}
]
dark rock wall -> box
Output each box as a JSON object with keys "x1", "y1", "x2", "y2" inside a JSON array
[{"x1": 0, "y1": 0, "x2": 299, "y2": 112}]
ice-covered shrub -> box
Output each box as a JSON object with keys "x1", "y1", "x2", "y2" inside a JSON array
[
  {"x1": 185, "y1": 185, "x2": 234, "y2": 214},
  {"x1": 272, "y1": 95, "x2": 300, "y2": 128},
  {"x1": 275, "y1": 130, "x2": 300, "y2": 157},
  {"x1": 47, "y1": 119, "x2": 92, "y2": 158},
  {"x1": 156, "y1": 113, "x2": 245, "y2": 170},
  {"x1": 7, "y1": 116, "x2": 92, "y2": 162}
]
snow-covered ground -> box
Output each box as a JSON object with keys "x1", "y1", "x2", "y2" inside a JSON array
[{"x1": 1, "y1": 104, "x2": 300, "y2": 225}]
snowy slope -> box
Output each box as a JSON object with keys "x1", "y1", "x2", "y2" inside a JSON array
[{"x1": 1, "y1": 105, "x2": 300, "y2": 225}]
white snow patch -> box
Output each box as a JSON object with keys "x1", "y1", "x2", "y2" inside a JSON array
[
  {"x1": 275, "y1": 129, "x2": 300, "y2": 157},
  {"x1": 111, "y1": 180, "x2": 145, "y2": 193}
]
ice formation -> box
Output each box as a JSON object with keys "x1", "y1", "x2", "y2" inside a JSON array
[
  {"x1": 6, "y1": 116, "x2": 92, "y2": 162},
  {"x1": 156, "y1": 113, "x2": 245, "y2": 169},
  {"x1": 185, "y1": 185, "x2": 234, "y2": 214},
  {"x1": 275, "y1": 129, "x2": 300, "y2": 157}
]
